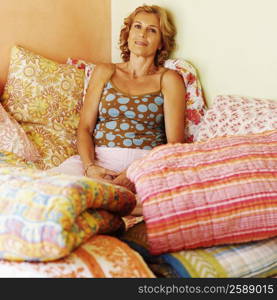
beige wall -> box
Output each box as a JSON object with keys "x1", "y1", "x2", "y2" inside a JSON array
[
  {"x1": 112, "y1": 0, "x2": 277, "y2": 106},
  {"x1": 0, "y1": 0, "x2": 111, "y2": 95},
  {"x1": 1, "y1": 0, "x2": 276, "y2": 106}
]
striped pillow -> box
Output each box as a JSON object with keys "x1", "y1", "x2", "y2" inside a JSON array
[
  {"x1": 127, "y1": 130, "x2": 277, "y2": 255},
  {"x1": 121, "y1": 223, "x2": 277, "y2": 278}
]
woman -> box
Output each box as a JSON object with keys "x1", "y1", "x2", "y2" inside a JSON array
[{"x1": 54, "y1": 5, "x2": 186, "y2": 203}]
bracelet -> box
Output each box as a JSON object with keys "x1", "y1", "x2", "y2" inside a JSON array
[{"x1": 84, "y1": 162, "x2": 94, "y2": 176}]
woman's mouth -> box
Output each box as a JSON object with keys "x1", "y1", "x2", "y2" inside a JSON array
[{"x1": 135, "y1": 41, "x2": 148, "y2": 46}]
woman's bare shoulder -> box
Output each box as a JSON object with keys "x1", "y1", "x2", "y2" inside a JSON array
[
  {"x1": 162, "y1": 68, "x2": 184, "y2": 86},
  {"x1": 92, "y1": 63, "x2": 116, "y2": 82}
]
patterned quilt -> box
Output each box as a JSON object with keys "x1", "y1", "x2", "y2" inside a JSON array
[
  {"x1": 0, "y1": 150, "x2": 136, "y2": 262},
  {"x1": 121, "y1": 222, "x2": 277, "y2": 278},
  {"x1": 0, "y1": 235, "x2": 155, "y2": 278}
]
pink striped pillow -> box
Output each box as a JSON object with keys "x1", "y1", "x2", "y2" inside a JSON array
[{"x1": 127, "y1": 130, "x2": 277, "y2": 255}]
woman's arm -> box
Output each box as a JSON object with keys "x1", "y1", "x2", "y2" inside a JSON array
[
  {"x1": 162, "y1": 69, "x2": 186, "y2": 143},
  {"x1": 77, "y1": 63, "x2": 118, "y2": 178}
]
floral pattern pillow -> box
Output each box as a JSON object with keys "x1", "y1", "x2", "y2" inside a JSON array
[
  {"x1": 66, "y1": 58, "x2": 95, "y2": 102},
  {"x1": 196, "y1": 95, "x2": 277, "y2": 141},
  {"x1": 1, "y1": 46, "x2": 85, "y2": 169},
  {"x1": 0, "y1": 103, "x2": 40, "y2": 161},
  {"x1": 67, "y1": 58, "x2": 207, "y2": 143}
]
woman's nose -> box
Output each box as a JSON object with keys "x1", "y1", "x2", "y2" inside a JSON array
[{"x1": 139, "y1": 28, "x2": 146, "y2": 37}]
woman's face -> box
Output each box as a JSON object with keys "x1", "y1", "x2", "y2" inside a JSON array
[{"x1": 128, "y1": 12, "x2": 162, "y2": 59}]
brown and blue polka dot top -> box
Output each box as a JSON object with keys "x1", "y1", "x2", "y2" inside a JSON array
[{"x1": 93, "y1": 71, "x2": 168, "y2": 149}]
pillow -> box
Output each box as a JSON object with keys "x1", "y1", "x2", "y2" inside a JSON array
[
  {"x1": 66, "y1": 58, "x2": 95, "y2": 102},
  {"x1": 67, "y1": 57, "x2": 207, "y2": 143},
  {"x1": 1, "y1": 46, "x2": 85, "y2": 169},
  {"x1": 127, "y1": 129, "x2": 277, "y2": 255},
  {"x1": 196, "y1": 95, "x2": 277, "y2": 141},
  {"x1": 121, "y1": 222, "x2": 277, "y2": 278},
  {"x1": 0, "y1": 162, "x2": 136, "y2": 261},
  {"x1": 0, "y1": 103, "x2": 40, "y2": 161}
]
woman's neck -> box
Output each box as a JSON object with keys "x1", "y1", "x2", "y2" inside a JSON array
[{"x1": 126, "y1": 55, "x2": 158, "y2": 79}]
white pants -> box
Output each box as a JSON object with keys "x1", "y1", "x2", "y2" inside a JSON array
[{"x1": 49, "y1": 146, "x2": 150, "y2": 176}]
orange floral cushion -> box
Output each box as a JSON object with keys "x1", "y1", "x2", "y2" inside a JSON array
[
  {"x1": 0, "y1": 103, "x2": 40, "y2": 161},
  {"x1": 0, "y1": 235, "x2": 155, "y2": 278},
  {"x1": 1, "y1": 46, "x2": 85, "y2": 169}
]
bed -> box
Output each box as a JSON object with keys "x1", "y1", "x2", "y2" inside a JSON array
[{"x1": 0, "y1": 45, "x2": 276, "y2": 278}]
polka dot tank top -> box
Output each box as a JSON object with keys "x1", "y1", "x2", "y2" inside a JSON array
[{"x1": 93, "y1": 72, "x2": 167, "y2": 150}]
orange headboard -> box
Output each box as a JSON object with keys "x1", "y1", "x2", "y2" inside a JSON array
[{"x1": 0, "y1": 0, "x2": 111, "y2": 95}]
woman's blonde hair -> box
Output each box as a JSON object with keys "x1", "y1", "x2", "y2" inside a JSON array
[{"x1": 119, "y1": 5, "x2": 176, "y2": 66}]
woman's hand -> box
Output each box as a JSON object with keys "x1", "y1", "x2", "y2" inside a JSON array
[
  {"x1": 113, "y1": 170, "x2": 136, "y2": 193},
  {"x1": 85, "y1": 165, "x2": 118, "y2": 182},
  {"x1": 131, "y1": 201, "x2": 143, "y2": 216}
]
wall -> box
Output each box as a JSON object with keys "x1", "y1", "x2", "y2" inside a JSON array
[
  {"x1": 1, "y1": 0, "x2": 276, "y2": 106},
  {"x1": 111, "y1": 0, "x2": 277, "y2": 106},
  {"x1": 0, "y1": 0, "x2": 111, "y2": 95}
]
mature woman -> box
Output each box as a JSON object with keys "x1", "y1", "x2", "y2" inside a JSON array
[
  {"x1": 78, "y1": 4, "x2": 185, "y2": 189},
  {"x1": 53, "y1": 5, "x2": 186, "y2": 201}
]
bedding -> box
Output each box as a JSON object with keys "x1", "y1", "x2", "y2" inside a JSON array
[
  {"x1": 127, "y1": 129, "x2": 277, "y2": 255},
  {"x1": 0, "y1": 150, "x2": 136, "y2": 262},
  {"x1": 0, "y1": 103, "x2": 40, "y2": 162},
  {"x1": 0, "y1": 45, "x2": 276, "y2": 277},
  {"x1": 66, "y1": 57, "x2": 95, "y2": 102},
  {"x1": 196, "y1": 94, "x2": 277, "y2": 141},
  {"x1": 0, "y1": 235, "x2": 155, "y2": 278},
  {"x1": 121, "y1": 222, "x2": 277, "y2": 278},
  {"x1": 1, "y1": 46, "x2": 85, "y2": 170}
]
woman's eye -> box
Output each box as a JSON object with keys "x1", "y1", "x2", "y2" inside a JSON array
[
  {"x1": 134, "y1": 24, "x2": 141, "y2": 29},
  {"x1": 149, "y1": 28, "x2": 157, "y2": 33}
]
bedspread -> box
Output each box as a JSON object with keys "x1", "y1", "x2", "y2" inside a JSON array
[
  {"x1": 0, "y1": 150, "x2": 136, "y2": 262},
  {"x1": 0, "y1": 235, "x2": 155, "y2": 278},
  {"x1": 121, "y1": 222, "x2": 277, "y2": 278},
  {"x1": 127, "y1": 130, "x2": 277, "y2": 255}
]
